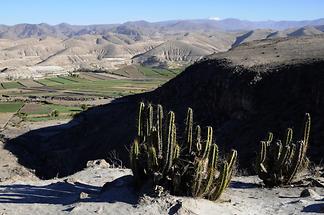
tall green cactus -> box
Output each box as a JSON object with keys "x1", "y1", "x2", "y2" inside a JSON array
[
  {"x1": 137, "y1": 102, "x2": 145, "y2": 140},
  {"x1": 256, "y1": 113, "x2": 311, "y2": 187},
  {"x1": 129, "y1": 103, "x2": 237, "y2": 201},
  {"x1": 146, "y1": 103, "x2": 153, "y2": 138},
  {"x1": 130, "y1": 138, "x2": 140, "y2": 184},
  {"x1": 226, "y1": 149, "x2": 238, "y2": 188},
  {"x1": 163, "y1": 111, "x2": 176, "y2": 173},
  {"x1": 185, "y1": 108, "x2": 193, "y2": 153},
  {"x1": 156, "y1": 104, "x2": 163, "y2": 157},
  {"x1": 209, "y1": 161, "x2": 229, "y2": 201},
  {"x1": 195, "y1": 125, "x2": 202, "y2": 153},
  {"x1": 203, "y1": 144, "x2": 218, "y2": 195},
  {"x1": 303, "y1": 113, "x2": 311, "y2": 154},
  {"x1": 202, "y1": 126, "x2": 213, "y2": 159},
  {"x1": 286, "y1": 141, "x2": 305, "y2": 183}
]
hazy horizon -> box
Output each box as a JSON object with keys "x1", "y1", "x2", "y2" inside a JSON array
[
  {"x1": 1, "y1": 17, "x2": 324, "y2": 26},
  {"x1": 1, "y1": 0, "x2": 324, "y2": 25}
]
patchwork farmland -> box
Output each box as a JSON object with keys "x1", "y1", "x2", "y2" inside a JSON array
[{"x1": 0, "y1": 66, "x2": 181, "y2": 123}]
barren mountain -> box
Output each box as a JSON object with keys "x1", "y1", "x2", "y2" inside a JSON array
[
  {"x1": 133, "y1": 32, "x2": 236, "y2": 67},
  {"x1": 288, "y1": 26, "x2": 324, "y2": 37},
  {"x1": 231, "y1": 29, "x2": 274, "y2": 47},
  {"x1": 208, "y1": 34, "x2": 324, "y2": 66},
  {"x1": 1, "y1": 18, "x2": 324, "y2": 39},
  {"x1": 0, "y1": 19, "x2": 324, "y2": 80},
  {"x1": 0, "y1": 31, "x2": 238, "y2": 79}
]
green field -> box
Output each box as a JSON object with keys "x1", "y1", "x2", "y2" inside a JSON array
[
  {"x1": 0, "y1": 66, "x2": 181, "y2": 98},
  {"x1": 0, "y1": 102, "x2": 24, "y2": 113},
  {"x1": 110, "y1": 65, "x2": 182, "y2": 80},
  {"x1": 137, "y1": 66, "x2": 179, "y2": 78},
  {"x1": 20, "y1": 103, "x2": 83, "y2": 122},
  {"x1": 33, "y1": 74, "x2": 167, "y2": 97},
  {"x1": 0, "y1": 102, "x2": 83, "y2": 122},
  {"x1": 25, "y1": 115, "x2": 75, "y2": 122},
  {"x1": 31, "y1": 73, "x2": 167, "y2": 97},
  {"x1": 47, "y1": 77, "x2": 81, "y2": 85},
  {"x1": 20, "y1": 104, "x2": 81, "y2": 114},
  {"x1": 57, "y1": 76, "x2": 86, "y2": 83},
  {"x1": 1, "y1": 82, "x2": 24, "y2": 89},
  {"x1": 35, "y1": 79, "x2": 63, "y2": 87},
  {"x1": 53, "y1": 79, "x2": 163, "y2": 96},
  {"x1": 47, "y1": 104, "x2": 82, "y2": 113}
]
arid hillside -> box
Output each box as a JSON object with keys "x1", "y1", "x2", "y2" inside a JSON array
[{"x1": 0, "y1": 20, "x2": 324, "y2": 80}]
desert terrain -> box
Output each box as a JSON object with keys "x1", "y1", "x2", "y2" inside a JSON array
[
  {"x1": 1, "y1": 19, "x2": 324, "y2": 80},
  {"x1": 0, "y1": 17, "x2": 323, "y2": 214}
]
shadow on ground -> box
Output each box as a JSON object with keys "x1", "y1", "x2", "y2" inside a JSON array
[
  {"x1": 230, "y1": 181, "x2": 260, "y2": 189},
  {"x1": 302, "y1": 201, "x2": 324, "y2": 213},
  {"x1": 0, "y1": 175, "x2": 138, "y2": 205},
  {"x1": 5, "y1": 96, "x2": 141, "y2": 179}
]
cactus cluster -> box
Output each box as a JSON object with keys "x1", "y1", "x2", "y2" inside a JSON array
[
  {"x1": 130, "y1": 102, "x2": 237, "y2": 201},
  {"x1": 256, "y1": 113, "x2": 311, "y2": 187}
]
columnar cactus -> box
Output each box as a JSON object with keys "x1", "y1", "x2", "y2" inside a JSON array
[
  {"x1": 256, "y1": 113, "x2": 311, "y2": 187},
  {"x1": 130, "y1": 138, "x2": 140, "y2": 185},
  {"x1": 185, "y1": 108, "x2": 193, "y2": 153},
  {"x1": 130, "y1": 102, "x2": 237, "y2": 201}
]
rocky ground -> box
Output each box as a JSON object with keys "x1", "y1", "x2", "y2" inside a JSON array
[
  {"x1": 0, "y1": 117, "x2": 323, "y2": 214},
  {"x1": 0, "y1": 158, "x2": 323, "y2": 215}
]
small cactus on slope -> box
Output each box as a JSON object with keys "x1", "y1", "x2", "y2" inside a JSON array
[
  {"x1": 256, "y1": 113, "x2": 311, "y2": 187},
  {"x1": 130, "y1": 102, "x2": 237, "y2": 201}
]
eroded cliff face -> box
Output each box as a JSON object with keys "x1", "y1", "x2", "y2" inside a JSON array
[{"x1": 8, "y1": 59, "x2": 324, "y2": 178}]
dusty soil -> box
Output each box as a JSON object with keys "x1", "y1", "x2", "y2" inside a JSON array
[
  {"x1": 0, "y1": 162, "x2": 322, "y2": 215},
  {"x1": 0, "y1": 140, "x2": 36, "y2": 182},
  {"x1": 0, "y1": 113, "x2": 14, "y2": 129},
  {"x1": 19, "y1": 103, "x2": 48, "y2": 114}
]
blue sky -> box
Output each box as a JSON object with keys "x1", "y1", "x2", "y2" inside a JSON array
[{"x1": 1, "y1": 0, "x2": 323, "y2": 25}]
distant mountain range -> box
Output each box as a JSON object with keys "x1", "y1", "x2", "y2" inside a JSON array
[
  {"x1": 1, "y1": 18, "x2": 324, "y2": 39},
  {"x1": 0, "y1": 18, "x2": 324, "y2": 80}
]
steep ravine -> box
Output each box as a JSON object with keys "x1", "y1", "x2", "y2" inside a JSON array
[{"x1": 7, "y1": 59, "x2": 324, "y2": 179}]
